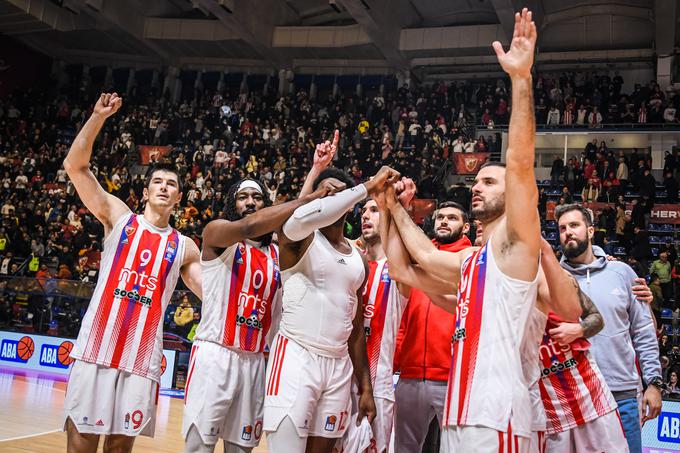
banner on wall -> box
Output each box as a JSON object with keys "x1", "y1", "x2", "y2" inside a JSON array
[
  {"x1": 452, "y1": 152, "x2": 490, "y2": 174},
  {"x1": 138, "y1": 145, "x2": 172, "y2": 165},
  {"x1": 546, "y1": 201, "x2": 680, "y2": 224},
  {"x1": 642, "y1": 399, "x2": 680, "y2": 452},
  {"x1": 0, "y1": 331, "x2": 177, "y2": 389}
]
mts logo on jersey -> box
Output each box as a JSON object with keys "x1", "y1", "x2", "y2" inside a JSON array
[{"x1": 658, "y1": 412, "x2": 680, "y2": 443}]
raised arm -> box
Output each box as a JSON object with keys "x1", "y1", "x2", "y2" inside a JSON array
[
  {"x1": 298, "y1": 130, "x2": 338, "y2": 198},
  {"x1": 538, "y1": 239, "x2": 581, "y2": 322},
  {"x1": 492, "y1": 9, "x2": 541, "y2": 280},
  {"x1": 202, "y1": 180, "x2": 344, "y2": 260},
  {"x1": 376, "y1": 184, "x2": 455, "y2": 297},
  {"x1": 387, "y1": 192, "x2": 465, "y2": 285},
  {"x1": 63, "y1": 93, "x2": 130, "y2": 234},
  {"x1": 180, "y1": 239, "x2": 202, "y2": 300}
]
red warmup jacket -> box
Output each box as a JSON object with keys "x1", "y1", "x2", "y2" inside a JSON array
[{"x1": 393, "y1": 235, "x2": 472, "y2": 381}]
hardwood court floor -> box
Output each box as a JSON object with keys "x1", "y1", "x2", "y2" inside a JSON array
[{"x1": 0, "y1": 372, "x2": 268, "y2": 452}]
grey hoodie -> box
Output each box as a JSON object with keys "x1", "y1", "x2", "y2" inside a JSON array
[{"x1": 560, "y1": 246, "x2": 661, "y2": 393}]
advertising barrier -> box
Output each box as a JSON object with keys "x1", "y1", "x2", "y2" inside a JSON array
[
  {"x1": 643, "y1": 400, "x2": 680, "y2": 452},
  {"x1": 0, "y1": 331, "x2": 177, "y2": 389}
]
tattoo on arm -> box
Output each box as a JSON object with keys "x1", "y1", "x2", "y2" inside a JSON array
[{"x1": 574, "y1": 277, "x2": 604, "y2": 338}]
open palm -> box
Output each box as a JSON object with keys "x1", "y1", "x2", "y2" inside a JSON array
[{"x1": 492, "y1": 8, "x2": 537, "y2": 78}]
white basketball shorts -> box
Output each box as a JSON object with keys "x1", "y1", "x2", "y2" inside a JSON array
[
  {"x1": 182, "y1": 340, "x2": 265, "y2": 448},
  {"x1": 64, "y1": 359, "x2": 158, "y2": 437},
  {"x1": 263, "y1": 334, "x2": 353, "y2": 439}
]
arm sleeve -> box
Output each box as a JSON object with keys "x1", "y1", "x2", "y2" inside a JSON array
[
  {"x1": 282, "y1": 184, "x2": 368, "y2": 242},
  {"x1": 627, "y1": 268, "x2": 662, "y2": 383}
]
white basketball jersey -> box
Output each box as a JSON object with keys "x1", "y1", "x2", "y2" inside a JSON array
[
  {"x1": 444, "y1": 239, "x2": 538, "y2": 437},
  {"x1": 195, "y1": 240, "x2": 281, "y2": 353},
  {"x1": 71, "y1": 213, "x2": 186, "y2": 382},
  {"x1": 362, "y1": 258, "x2": 408, "y2": 400},
  {"x1": 520, "y1": 306, "x2": 549, "y2": 433},
  {"x1": 279, "y1": 230, "x2": 365, "y2": 358}
]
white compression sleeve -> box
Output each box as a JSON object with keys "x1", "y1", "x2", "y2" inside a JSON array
[{"x1": 282, "y1": 184, "x2": 367, "y2": 242}]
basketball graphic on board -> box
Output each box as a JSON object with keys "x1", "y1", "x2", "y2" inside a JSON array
[
  {"x1": 58, "y1": 341, "x2": 75, "y2": 366},
  {"x1": 161, "y1": 355, "x2": 167, "y2": 375},
  {"x1": 17, "y1": 336, "x2": 34, "y2": 361}
]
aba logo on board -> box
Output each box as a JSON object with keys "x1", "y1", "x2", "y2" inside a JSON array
[
  {"x1": 0, "y1": 336, "x2": 34, "y2": 363},
  {"x1": 39, "y1": 340, "x2": 75, "y2": 369}
]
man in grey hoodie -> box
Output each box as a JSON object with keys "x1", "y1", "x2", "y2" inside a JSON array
[{"x1": 556, "y1": 203, "x2": 662, "y2": 453}]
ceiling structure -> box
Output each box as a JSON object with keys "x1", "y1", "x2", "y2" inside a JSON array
[{"x1": 0, "y1": 0, "x2": 675, "y2": 80}]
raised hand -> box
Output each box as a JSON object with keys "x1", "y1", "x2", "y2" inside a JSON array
[
  {"x1": 365, "y1": 166, "x2": 400, "y2": 195},
  {"x1": 492, "y1": 8, "x2": 537, "y2": 78},
  {"x1": 313, "y1": 129, "x2": 339, "y2": 169},
  {"x1": 93, "y1": 93, "x2": 123, "y2": 119},
  {"x1": 395, "y1": 177, "x2": 416, "y2": 209}
]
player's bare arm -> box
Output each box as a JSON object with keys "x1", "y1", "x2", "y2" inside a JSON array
[
  {"x1": 298, "y1": 129, "x2": 338, "y2": 198},
  {"x1": 202, "y1": 180, "x2": 343, "y2": 261},
  {"x1": 278, "y1": 166, "x2": 399, "y2": 271},
  {"x1": 348, "y1": 255, "x2": 377, "y2": 424},
  {"x1": 491, "y1": 9, "x2": 541, "y2": 281},
  {"x1": 179, "y1": 239, "x2": 203, "y2": 300},
  {"x1": 376, "y1": 187, "x2": 456, "y2": 298},
  {"x1": 536, "y1": 239, "x2": 581, "y2": 322},
  {"x1": 63, "y1": 92, "x2": 130, "y2": 235},
  {"x1": 386, "y1": 190, "x2": 468, "y2": 285}
]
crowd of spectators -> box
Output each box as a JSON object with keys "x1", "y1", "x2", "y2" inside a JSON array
[
  {"x1": 478, "y1": 71, "x2": 680, "y2": 127},
  {"x1": 1, "y1": 68, "x2": 680, "y2": 345}
]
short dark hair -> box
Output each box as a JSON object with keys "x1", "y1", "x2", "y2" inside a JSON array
[
  {"x1": 479, "y1": 162, "x2": 506, "y2": 170},
  {"x1": 554, "y1": 203, "x2": 593, "y2": 226},
  {"x1": 145, "y1": 163, "x2": 183, "y2": 193},
  {"x1": 435, "y1": 201, "x2": 469, "y2": 224},
  {"x1": 312, "y1": 167, "x2": 355, "y2": 191}
]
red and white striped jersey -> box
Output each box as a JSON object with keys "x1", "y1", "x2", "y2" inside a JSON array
[
  {"x1": 538, "y1": 313, "x2": 617, "y2": 434},
  {"x1": 444, "y1": 240, "x2": 538, "y2": 437},
  {"x1": 194, "y1": 240, "x2": 281, "y2": 353},
  {"x1": 71, "y1": 213, "x2": 186, "y2": 382},
  {"x1": 521, "y1": 307, "x2": 549, "y2": 433},
  {"x1": 362, "y1": 258, "x2": 407, "y2": 400}
]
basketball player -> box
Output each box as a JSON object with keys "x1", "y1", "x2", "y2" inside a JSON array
[
  {"x1": 378, "y1": 185, "x2": 470, "y2": 453},
  {"x1": 350, "y1": 180, "x2": 451, "y2": 453},
  {"x1": 182, "y1": 176, "x2": 344, "y2": 453},
  {"x1": 263, "y1": 166, "x2": 399, "y2": 452},
  {"x1": 62, "y1": 93, "x2": 202, "y2": 453},
  {"x1": 385, "y1": 9, "x2": 548, "y2": 450}
]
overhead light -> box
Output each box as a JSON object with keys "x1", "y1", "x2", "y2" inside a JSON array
[
  {"x1": 218, "y1": 0, "x2": 234, "y2": 13},
  {"x1": 329, "y1": 0, "x2": 341, "y2": 13}
]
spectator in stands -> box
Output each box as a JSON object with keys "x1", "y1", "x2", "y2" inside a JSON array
[
  {"x1": 576, "y1": 104, "x2": 588, "y2": 125},
  {"x1": 651, "y1": 252, "x2": 674, "y2": 302},
  {"x1": 588, "y1": 106, "x2": 603, "y2": 127},
  {"x1": 664, "y1": 171, "x2": 679, "y2": 202},
  {"x1": 550, "y1": 156, "x2": 564, "y2": 185},
  {"x1": 665, "y1": 371, "x2": 680, "y2": 399},
  {"x1": 631, "y1": 226, "x2": 654, "y2": 269},
  {"x1": 581, "y1": 180, "x2": 599, "y2": 203},
  {"x1": 173, "y1": 295, "x2": 194, "y2": 338},
  {"x1": 186, "y1": 311, "x2": 200, "y2": 342},
  {"x1": 649, "y1": 273, "x2": 663, "y2": 327},
  {"x1": 546, "y1": 105, "x2": 560, "y2": 126},
  {"x1": 617, "y1": 156, "x2": 629, "y2": 188}
]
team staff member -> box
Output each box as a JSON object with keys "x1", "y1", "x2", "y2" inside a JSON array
[
  {"x1": 392, "y1": 201, "x2": 471, "y2": 452},
  {"x1": 556, "y1": 203, "x2": 662, "y2": 453}
]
